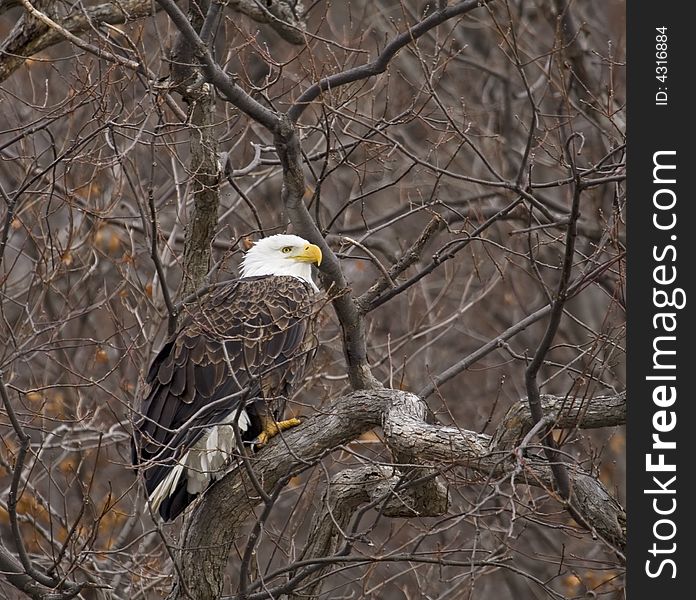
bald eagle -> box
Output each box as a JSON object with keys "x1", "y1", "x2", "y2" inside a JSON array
[{"x1": 132, "y1": 234, "x2": 323, "y2": 521}]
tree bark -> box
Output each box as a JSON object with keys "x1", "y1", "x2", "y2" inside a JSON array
[
  {"x1": 0, "y1": 0, "x2": 156, "y2": 83},
  {"x1": 171, "y1": 1, "x2": 222, "y2": 296},
  {"x1": 179, "y1": 88, "x2": 220, "y2": 295},
  {"x1": 167, "y1": 388, "x2": 626, "y2": 600}
]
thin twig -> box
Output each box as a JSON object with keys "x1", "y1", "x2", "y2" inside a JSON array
[
  {"x1": 156, "y1": 0, "x2": 281, "y2": 131},
  {"x1": 0, "y1": 370, "x2": 85, "y2": 597},
  {"x1": 340, "y1": 236, "x2": 395, "y2": 287},
  {"x1": 19, "y1": 0, "x2": 143, "y2": 72},
  {"x1": 419, "y1": 244, "x2": 611, "y2": 399},
  {"x1": 148, "y1": 118, "x2": 178, "y2": 336},
  {"x1": 523, "y1": 132, "x2": 587, "y2": 523},
  {"x1": 287, "y1": 0, "x2": 491, "y2": 122}
]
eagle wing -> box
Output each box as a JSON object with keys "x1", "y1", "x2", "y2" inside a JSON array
[{"x1": 132, "y1": 276, "x2": 317, "y2": 519}]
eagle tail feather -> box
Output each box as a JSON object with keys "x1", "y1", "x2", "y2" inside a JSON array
[{"x1": 147, "y1": 410, "x2": 252, "y2": 519}]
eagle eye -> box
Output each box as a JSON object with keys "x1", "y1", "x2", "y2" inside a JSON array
[{"x1": 281, "y1": 246, "x2": 293, "y2": 254}]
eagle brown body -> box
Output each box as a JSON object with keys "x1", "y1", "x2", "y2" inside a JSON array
[{"x1": 132, "y1": 275, "x2": 320, "y2": 521}]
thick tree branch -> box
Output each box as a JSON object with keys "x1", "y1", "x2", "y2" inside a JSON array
[
  {"x1": 492, "y1": 391, "x2": 626, "y2": 449},
  {"x1": 168, "y1": 389, "x2": 391, "y2": 600},
  {"x1": 0, "y1": 545, "x2": 51, "y2": 600},
  {"x1": 0, "y1": 0, "x2": 156, "y2": 82},
  {"x1": 17, "y1": 0, "x2": 143, "y2": 72},
  {"x1": 382, "y1": 392, "x2": 626, "y2": 553},
  {"x1": 289, "y1": 464, "x2": 448, "y2": 600},
  {"x1": 273, "y1": 115, "x2": 378, "y2": 390},
  {"x1": 156, "y1": 0, "x2": 282, "y2": 131},
  {"x1": 227, "y1": 0, "x2": 306, "y2": 45},
  {"x1": 168, "y1": 387, "x2": 625, "y2": 599},
  {"x1": 173, "y1": 2, "x2": 223, "y2": 296}
]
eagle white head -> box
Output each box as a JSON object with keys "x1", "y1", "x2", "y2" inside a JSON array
[{"x1": 240, "y1": 234, "x2": 323, "y2": 290}]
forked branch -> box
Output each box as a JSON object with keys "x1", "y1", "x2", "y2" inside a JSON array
[{"x1": 169, "y1": 387, "x2": 625, "y2": 600}]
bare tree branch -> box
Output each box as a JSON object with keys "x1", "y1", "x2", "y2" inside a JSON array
[
  {"x1": 0, "y1": 371, "x2": 86, "y2": 599},
  {"x1": 0, "y1": 0, "x2": 157, "y2": 82},
  {"x1": 168, "y1": 387, "x2": 625, "y2": 600},
  {"x1": 227, "y1": 0, "x2": 307, "y2": 45},
  {"x1": 524, "y1": 133, "x2": 588, "y2": 531},
  {"x1": 287, "y1": 0, "x2": 491, "y2": 122}
]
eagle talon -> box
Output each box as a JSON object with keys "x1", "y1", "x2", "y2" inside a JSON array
[{"x1": 250, "y1": 417, "x2": 302, "y2": 449}]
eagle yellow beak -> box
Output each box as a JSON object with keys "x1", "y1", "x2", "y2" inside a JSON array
[{"x1": 294, "y1": 243, "x2": 322, "y2": 266}]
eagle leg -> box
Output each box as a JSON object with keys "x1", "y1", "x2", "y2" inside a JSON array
[{"x1": 252, "y1": 416, "x2": 302, "y2": 447}]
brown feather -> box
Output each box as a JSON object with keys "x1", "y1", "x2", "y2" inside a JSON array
[{"x1": 132, "y1": 276, "x2": 322, "y2": 520}]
